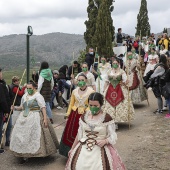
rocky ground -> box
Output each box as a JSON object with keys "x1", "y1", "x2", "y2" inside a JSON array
[{"x1": 0, "y1": 91, "x2": 170, "y2": 170}]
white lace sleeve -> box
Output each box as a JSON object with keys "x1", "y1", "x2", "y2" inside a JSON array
[
  {"x1": 77, "y1": 119, "x2": 83, "y2": 141},
  {"x1": 107, "y1": 123, "x2": 117, "y2": 146},
  {"x1": 91, "y1": 73, "x2": 96, "y2": 86},
  {"x1": 122, "y1": 71, "x2": 127, "y2": 83},
  {"x1": 35, "y1": 93, "x2": 46, "y2": 109}
]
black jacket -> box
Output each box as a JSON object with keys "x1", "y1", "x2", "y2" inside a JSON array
[
  {"x1": 0, "y1": 84, "x2": 9, "y2": 113},
  {"x1": 85, "y1": 53, "x2": 95, "y2": 70},
  {"x1": 165, "y1": 69, "x2": 170, "y2": 83},
  {"x1": 0, "y1": 80, "x2": 12, "y2": 113},
  {"x1": 117, "y1": 33, "x2": 123, "y2": 43}
]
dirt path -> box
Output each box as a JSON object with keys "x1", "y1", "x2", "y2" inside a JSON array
[{"x1": 0, "y1": 91, "x2": 170, "y2": 170}]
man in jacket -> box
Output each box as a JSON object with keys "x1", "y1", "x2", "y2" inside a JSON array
[
  {"x1": 85, "y1": 48, "x2": 95, "y2": 70},
  {"x1": 117, "y1": 28, "x2": 124, "y2": 46},
  {"x1": 0, "y1": 68, "x2": 12, "y2": 148}
]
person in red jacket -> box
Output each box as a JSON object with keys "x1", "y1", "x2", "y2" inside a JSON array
[{"x1": 10, "y1": 76, "x2": 26, "y2": 106}]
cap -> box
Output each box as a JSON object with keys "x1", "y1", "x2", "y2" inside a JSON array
[{"x1": 53, "y1": 70, "x2": 59, "y2": 74}]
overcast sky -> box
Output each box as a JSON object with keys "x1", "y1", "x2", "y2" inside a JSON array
[{"x1": 0, "y1": 0, "x2": 169, "y2": 37}]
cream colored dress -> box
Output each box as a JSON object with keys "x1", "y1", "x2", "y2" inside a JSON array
[
  {"x1": 126, "y1": 58, "x2": 148, "y2": 104},
  {"x1": 102, "y1": 69, "x2": 135, "y2": 123},
  {"x1": 96, "y1": 62, "x2": 111, "y2": 95},
  {"x1": 10, "y1": 92, "x2": 59, "y2": 157},
  {"x1": 65, "y1": 112, "x2": 126, "y2": 170}
]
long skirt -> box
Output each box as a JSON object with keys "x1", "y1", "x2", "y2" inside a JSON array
[
  {"x1": 59, "y1": 109, "x2": 81, "y2": 157},
  {"x1": 65, "y1": 143, "x2": 126, "y2": 170},
  {"x1": 103, "y1": 84, "x2": 135, "y2": 123},
  {"x1": 10, "y1": 111, "x2": 59, "y2": 157},
  {"x1": 130, "y1": 72, "x2": 148, "y2": 104}
]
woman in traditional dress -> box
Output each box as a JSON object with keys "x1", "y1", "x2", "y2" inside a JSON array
[
  {"x1": 65, "y1": 92, "x2": 126, "y2": 170},
  {"x1": 102, "y1": 58, "x2": 135, "y2": 127},
  {"x1": 144, "y1": 48, "x2": 159, "y2": 76},
  {"x1": 59, "y1": 73, "x2": 94, "y2": 157},
  {"x1": 10, "y1": 82, "x2": 59, "y2": 164},
  {"x1": 74, "y1": 62, "x2": 96, "y2": 91},
  {"x1": 126, "y1": 52, "x2": 148, "y2": 104},
  {"x1": 95, "y1": 57, "x2": 111, "y2": 95}
]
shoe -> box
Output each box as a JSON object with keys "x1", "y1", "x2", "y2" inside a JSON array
[
  {"x1": 153, "y1": 109, "x2": 159, "y2": 114},
  {"x1": 19, "y1": 158, "x2": 28, "y2": 164},
  {"x1": 50, "y1": 119, "x2": 54, "y2": 124},
  {"x1": 157, "y1": 110, "x2": 163, "y2": 114},
  {"x1": 0, "y1": 149, "x2": 5, "y2": 154},
  {"x1": 57, "y1": 106, "x2": 63, "y2": 110},
  {"x1": 5, "y1": 141, "x2": 10, "y2": 147},
  {"x1": 165, "y1": 114, "x2": 170, "y2": 118},
  {"x1": 162, "y1": 106, "x2": 168, "y2": 111}
]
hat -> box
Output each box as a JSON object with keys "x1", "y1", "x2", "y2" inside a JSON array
[{"x1": 53, "y1": 70, "x2": 59, "y2": 74}]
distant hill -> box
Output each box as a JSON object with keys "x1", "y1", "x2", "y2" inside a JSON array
[{"x1": 0, "y1": 32, "x2": 86, "y2": 70}]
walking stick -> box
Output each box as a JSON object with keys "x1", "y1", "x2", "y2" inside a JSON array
[
  {"x1": 0, "y1": 69, "x2": 26, "y2": 152},
  {"x1": 126, "y1": 53, "x2": 131, "y2": 129},
  {"x1": 70, "y1": 51, "x2": 74, "y2": 97},
  {"x1": 97, "y1": 55, "x2": 100, "y2": 93}
]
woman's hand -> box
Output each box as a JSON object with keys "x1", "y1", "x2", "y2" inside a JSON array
[
  {"x1": 68, "y1": 149, "x2": 73, "y2": 157},
  {"x1": 11, "y1": 105, "x2": 15, "y2": 110},
  {"x1": 96, "y1": 139, "x2": 107, "y2": 147},
  {"x1": 43, "y1": 118, "x2": 48, "y2": 128}
]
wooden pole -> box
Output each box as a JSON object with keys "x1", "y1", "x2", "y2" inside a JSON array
[
  {"x1": 0, "y1": 69, "x2": 26, "y2": 149},
  {"x1": 70, "y1": 51, "x2": 74, "y2": 97},
  {"x1": 126, "y1": 53, "x2": 131, "y2": 129}
]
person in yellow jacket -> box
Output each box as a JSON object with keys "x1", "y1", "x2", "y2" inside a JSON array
[
  {"x1": 159, "y1": 33, "x2": 169, "y2": 50},
  {"x1": 59, "y1": 73, "x2": 94, "y2": 157}
]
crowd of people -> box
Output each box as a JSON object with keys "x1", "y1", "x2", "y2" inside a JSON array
[{"x1": 0, "y1": 30, "x2": 170, "y2": 169}]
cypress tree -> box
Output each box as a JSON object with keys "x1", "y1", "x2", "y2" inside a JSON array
[
  {"x1": 163, "y1": 28, "x2": 168, "y2": 34},
  {"x1": 84, "y1": 0, "x2": 98, "y2": 50},
  {"x1": 135, "y1": 0, "x2": 150, "y2": 37},
  {"x1": 92, "y1": 0, "x2": 114, "y2": 58}
]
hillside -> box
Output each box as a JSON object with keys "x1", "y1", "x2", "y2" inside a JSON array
[{"x1": 0, "y1": 32, "x2": 86, "y2": 70}]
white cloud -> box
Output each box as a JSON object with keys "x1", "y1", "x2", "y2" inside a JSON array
[{"x1": 0, "y1": 0, "x2": 170, "y2": 36}]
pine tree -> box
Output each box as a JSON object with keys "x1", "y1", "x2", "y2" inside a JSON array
[
  {"x1": 92, "y1": 0, "x2": 114, "y2": 58},
  {"x1": 84, "y1": 0, "x2": 98, "y2": 50},
  {"x1": 135, "y1": 0, "x2": 150, "y2": 37}
]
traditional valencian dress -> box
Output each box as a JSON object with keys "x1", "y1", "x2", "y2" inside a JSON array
[
  {"x1": 102, "y1": 69, "x2": 135, "y2": 123},
  {"x1": 144, "y1": 54, "x2": 159, "y2": 76},
  {"x1": 126, "y1": 57, "x2": 148, "y2": 104},
  {"x1": 10, "y1": 92, "x2": 59, "y2": 157},
  {"x1": 96, "y1": 62, "x2": 111, "y2": 95},
  {"x1": 59, "y1": 87, "x2": 94, "y2": 157},
  {"x1": 65, "y1": 112, "x2": 126, "y2": 170}
]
